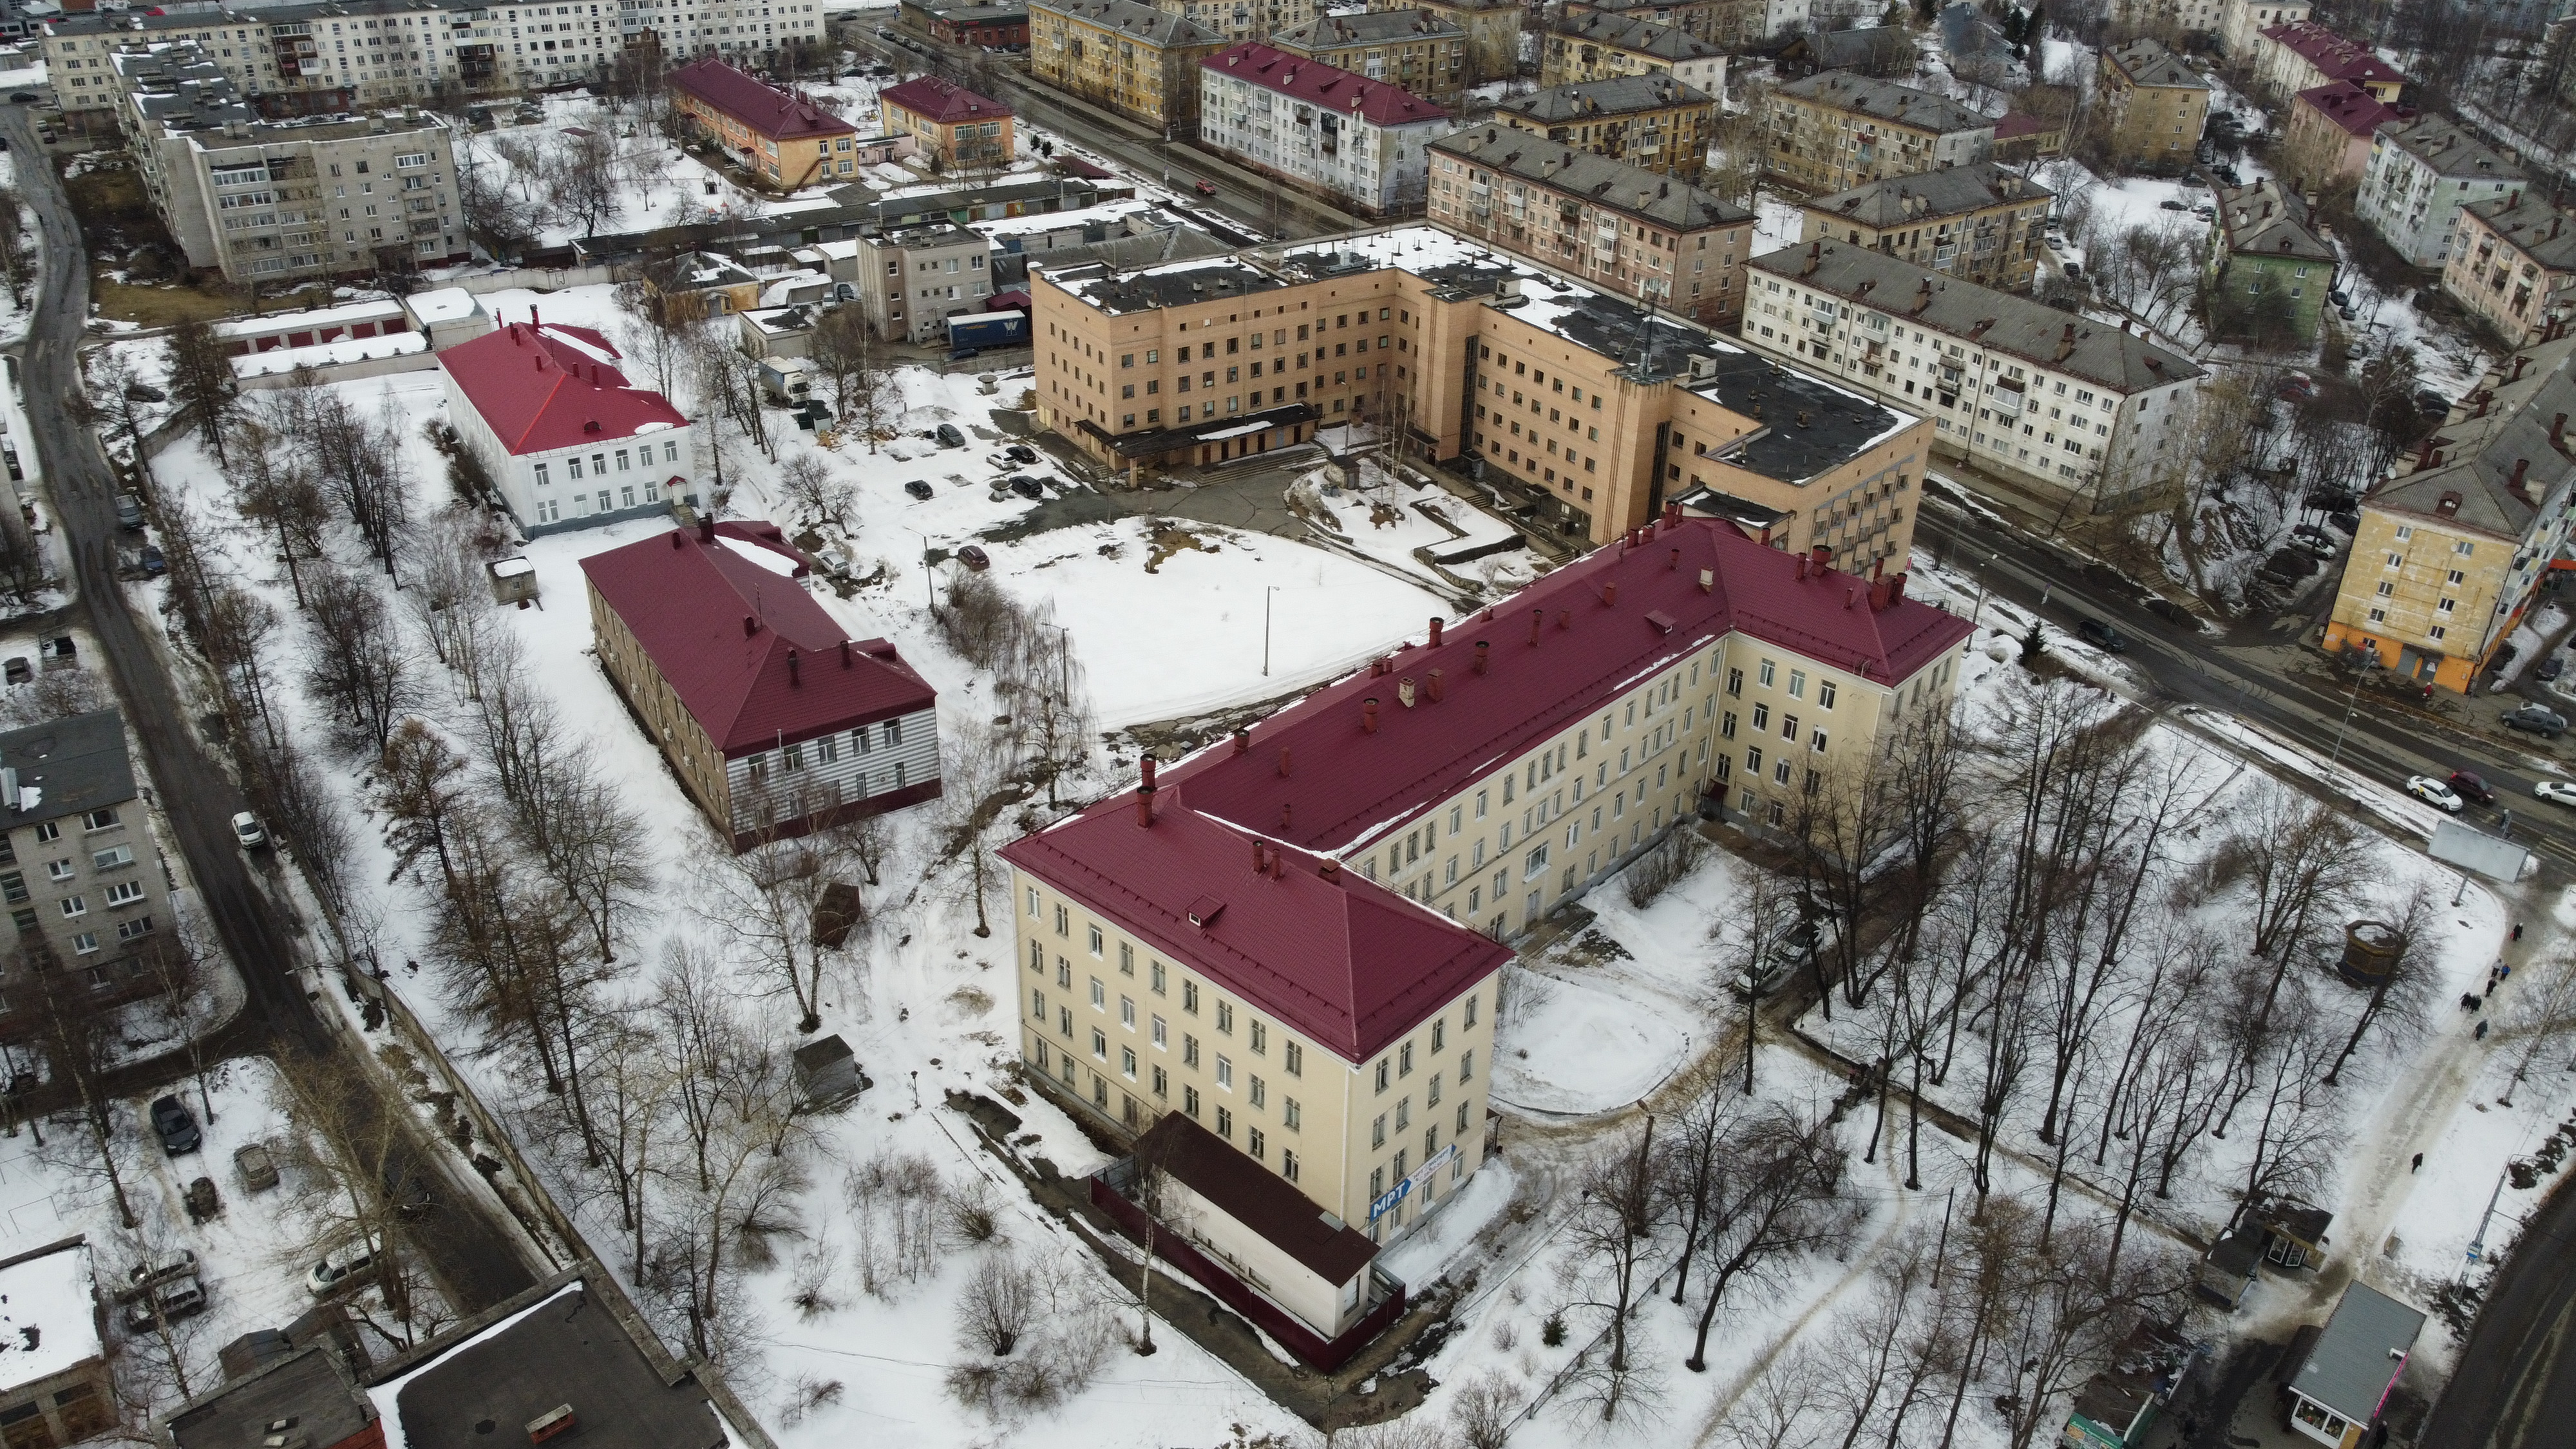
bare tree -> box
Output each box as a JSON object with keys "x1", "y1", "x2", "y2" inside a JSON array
[
  {"x1": 231, "y1": 413, "x2": 332, "y2": 609},
  {"x1": 1712, "y1": 1345, "x2": 1828, "y2": 1449},
  {"x1": 953, "y1": 1249, "x2": 1041, "y2": 1356},
  {"x1": 775, "y1": 453, "x2": 856, "y2": 536},
  {"x1": 934, "y1": 724, "x2": 1014, "y2": 938},
  {"x1": 26, "y1": 944, "x2": 138, "y2": 1228},
  {"x1": 304, "y1": 565, "x2": 421, "y2": 752},
  {"x1": 379, "y1": 717, "x2": 473, "y2": 895},
  {"x1": 1004, "y1": 602, "x2": 1094, "y2": 808},
  {"x1": 719, "y1": 810, "x2": 849, "y2": 1034},
  {"x1": 545, "y1": 127, "x2": 621, "y2": 238},
  {"x1": 2323, "y1": 884, "x2": 2439, "y2": 1084},
  {"x1": 1560, "y1": 1120, "x2": 1663, "y2": 1421},
  {"x1": 164, "y1": 317, "x2": 239, "y2": 462},
  {"x1": 1682, "y1": 1104, "x2": 1855, "y2": 1373}
]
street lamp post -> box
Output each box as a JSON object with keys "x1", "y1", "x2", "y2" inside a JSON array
[
  {"x1": 910, "y1": 529, "x2": 934, "y2": 612},
  {"x1": 2327, "y1": 671, "x2": 2364, "y2": 769}
]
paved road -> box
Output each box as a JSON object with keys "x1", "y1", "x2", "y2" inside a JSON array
[
  {"x1": 2421, "y1": 1169, "x2": 2576, "y2": 1449},
  {"x1": 0, "y1": 105, "x2": 537, "y2": 1316}
]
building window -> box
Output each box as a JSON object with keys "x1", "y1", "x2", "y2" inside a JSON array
[
  {"x1": 80, "y1": 808, "x2": 118, "y2": 831},
  {"x1": 1283, "y1": 1098, "x2": 1301, "y2": 1130},
  {"x1": 1284, "y1": 1041, "x2": 1302, "y2": 1076}
]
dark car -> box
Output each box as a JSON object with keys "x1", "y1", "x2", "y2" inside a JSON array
[
  {"x1": 2505, "y1": 704, "x2": 2569, "y2": 739},
  {"x1": 902, "y1": 480, "x2": 934, "y2": 501},
  {"x1": 139, "y1": 544, "x2": 166, "y2": 576},
  {"x1": 1009, "y1": 476, "x2": 1045, "y2": 500},
  {"x1": 934, "y1": 423, "x2": 966, "y2": 448},
  {"x1": 2450, "y1": 770, "x2": 2498, "y2": 805},
  {"x1": 2144, "y1": 597, "x2": 2202, "y2": 631},
  {"x1": 2159, "y1": 198, "x2": 2190, "y2": 211},
  {"x1": 151, "y1": 1095, "x2": 202, "y2": 1155},
  {"x1": 2329, "y1": 288, "x2": 2353, "y2": 308},
  {"x1": 2077, "y1": 619, "x2": 2128, "y2": 653},
  {"x1": 115, "y1": 493, "x2": 144, "y2": 530},
  {"x1": 2416, "y1": 388, "x2": 2450, "y2": 417},
  {"x1": 956, "y1": 544, "x2": 991, "y2": 571},
  {"x1": 1004, "y1": 444, "x2": 1038, "y2": 464},
  {"x1": 382, "y1": 1167, "x2": 435, "y2": 1220},
  {"x1": 2306, "y1": 488, "x2": 2358, "y2": 513},
  {"x1": 2328, "y1": 510, "x2": 2362, "y2": 535},
  {"x1": 2546, "y1": 656, "x2": 2570, "y2": 683},
  {"x1": 7, "y1": 94, "x2": 34, "y2": 105}
]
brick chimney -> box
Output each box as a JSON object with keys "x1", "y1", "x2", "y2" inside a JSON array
[
  {"x1": 1363, "y1": 697, "x2": 1380, "y2": 733},
  {"x1": 1135, "y1": 755, "x2": 1157, "y2": 828},
  {"x1": 1475, "y1": 639, "x2": 1491, "y2": 674},
  {"x1": 1428, "y1": 616, "x2": 1444, "y2": 647}
]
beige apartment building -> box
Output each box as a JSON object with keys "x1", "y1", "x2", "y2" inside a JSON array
[
  {"x1": 1032, "y1": 0, "x2": 1227, "y2": 129},
  {"x1": 1491, "y1": 73, "x2": 1715, "y2": 182},
  {"x1": 1427, "y1": 125, "x2": 1751, "y2": 324},
  {"x1": 1031, "y1": 225, "x2": 1934, "y2": 564},
  {"x1": 1540, "y1": 10, "x2": 1725, "y2": 97},
  {"x1": 1366, "y1": 0, "x2": 1520, "y2": 82},
  {"x1": 1761, "y1": 71, "x2": 1996, "y2": 195},
  {"x1": 1156, "y1": 0, "x2": 1320, "y2": 43},
  {"x1": 2441, "y1": 190, "x2": 2576, "y2": 347},
  {"x1": 1797, "y1": 160, "x2": 2052, "y2": 292},
  {"x1": 2099, "y1": 38, "x2": 2211, "y2": 170},
  {"x1": 0, "y1": 712, "x2": 173, "y2": 1044},
  {"x1": 1270, "y1": 9, "x2": 1468, "y2": 107},
  {"x1": 2323, "y1": 334, "x2": 2576, "y2": 692}
]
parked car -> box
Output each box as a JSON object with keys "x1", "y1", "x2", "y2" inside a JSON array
[
  {"x1": 2416, "y1": 389, "x2": 2451, "y2": 417},
  {"x1": 2537, "y1": 779, "x2": 2576, "y2": 805},
  {"x1": 2159, "y1": 198, "x2": 2190, "y2": 211},
  {"x1": 2327, "y1": 511, "x2": 2362, "y2": 535},
  {"x1": 139, "y1": 544, "x2": 166, "y2": 576},
  {"x1": 382, "y1": 1167, "x2": 435, "y2": 1220},
  {"x1": 125, "y1": 1251, "x2": 199, "y2": 1293},
  {"x1": 1003, "y1": 444, "x2": 1038, "y2": 464},
  {"x1": 184, "y1": 1177, "x2": 222, "y2": 1224},
  {"x1": 2406, "y1": 775, "x2": 2465, "y2": 813},
  {"x1": 7, "y1": 93, "x2": 35, "y2": 104},
  {"x1": 306, "y1": 1243, "x2": 377, "y2": 1297},
  {"x1": 150, "y1": 1095, "x2": 202, "y2": 1155},
  {"x1": 122, "y1": 1275, "x2": 207, "y2": 1332},
  {"x1": 2329, "y1": 288, "x2": 2352, "y2": 308},
  {"x1": 114, "y1": 494, "x2": 144, "y2": 530},
  {"x1": 2076, "y1": 619, "x2": 2128, "y2": 653},
  {"x1": 2545, "y1": 656, "x2": 2568, "y2": 683},
  {"x1": 934, "y1": 424, "x2": 966, "y2": 448},
  {"x1": 2448, "y1": 770, "x2": 2497, "y2": 805},
  {"x1": 2277, "y1": 372, "x2": 2315, "y2": 400},
  {"x1": 234, "y1": 1141, "x2": 279, "y2": 1191},
  {"x1": 956, "y1": 544, "x2": 991, "y2": 571},
  {"x1": 2143, "y1": 597, "x2": 2203, "y2": 631},
  {"x1": 1009, "y1": 476, "x2": 1045, "y2": 500},
  {"x1": 231, "y1": 811, "x2": 267, "y2": 849},
  {"x1": 2506, "y1": 704, "x2": 2570, "y2": 738},
  {"x1": 2339, "y1": 305, "x2": 2360, "y2": 321},
  {"x1": 902, "y1": 480, "x2": 934, "y2": 501}
]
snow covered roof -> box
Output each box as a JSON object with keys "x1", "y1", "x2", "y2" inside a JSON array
[
  {"x1": 404, "y1": 286, "x2": 482, "y2": 325},
  {"x1": 437, "y1": 318, "x2": 689, "y2": 457},
  {"x1": 0, "y1": 1238, "x2": 100, "y2": 1393},
  {"x1": 578, "y1": 520, "x2": 936, "y2": 756},
  {"x1": 2103, "y1": 37, "x2": 2206, "y2": 90},
  {"x1": 213, "y1": 296, "x2": 405, "y2": 339},
  {"x1": 1546, "y1": 9, "x2": 1721, "y2": 61},
  {"x1": 1201, "y1": 42, "x2": 1451, "y2": 126},
  {"x1": 669, "y1": 55, "x2": 856, "y2": 140},
  {"x1": 0, "y1": 711, "x2": 135, "y2": 828},
  {"x1": 233, "y1": 329, "x2": 427, "y2": 379},
  {"x1": 1802, "y1": 159, "x2": 2050, "y2": 228}
]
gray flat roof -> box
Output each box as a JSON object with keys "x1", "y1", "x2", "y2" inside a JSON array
[
  {"x1": 383, "y1": 1282, "x2": 727, "y2": 1449},
  {"x1": 1031, "y1": 0, "x2": 1219, "y2": 46},
  {"x1": 2106, "y1": 37, "x2": 2208, "y2": 90},
  {"x1": 0, "y1": 710, "x2": 136, "y2": 826},
  {"x1": 2378, "y1": 113, "x2": 2520, "y2": 181},
  {"x1": 2291, "y1": 1282, "x2": 2424, "y2": 1423},
  {"x1": 1055, "y1": 258, "x2": 1289, "y2": 314},
  {"x1": 169, "y1": 1347, "x2": 374, "y2": 1449},
  {"x1": 1548, "y1": 10, "x2": 1722, "y2": 59}
]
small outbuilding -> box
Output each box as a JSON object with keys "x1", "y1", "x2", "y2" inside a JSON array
[
  {"x1": 2283, "y1": 1282, "x2": 2423, "y2": 1448},
  {"x1": 792, "y1": 1034, "x2": 862, "y2": 1105}
]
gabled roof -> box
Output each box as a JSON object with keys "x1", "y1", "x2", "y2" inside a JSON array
[
  {"x1": 1804, "y1": 159, "x2": 2051, "y2": 227},
  {"x1": 880, "y1": 75, "x2": 1012, "y2": 125},
  {"x1": 2261, "y1": 22, "x2": 2405, "y2": 87},
  {"x1": 669, "y1": 57, "x2": 857, "y2": 140},
  {"x1": 1548, "y1": 10, "x2": 1722, "y2": 61},
  {"x1": 1493, "y1": 73, "x2": 1712, "y2": 122},
  {"x1": 1276, "y1": 7, "x2": 1463, "y2": 48},
  {"x1": 1202, "y1": 42, "x2": 1452, "y2": 126},
  {"x1": 437, "y1": 318, "x2": 690, "y2": 456},
  {"x1": 2375, "y1": 113, "x2": 2520, "y2": 182},
  {"x1": 2293, "y1": 80, "x2": 2413, "y2": 140},
  {"x1": 2290, "y1": 1283, "x2": 2424, "y2": 1423},
  {"x1": 2463, "y1": 189, "x2": 2576, "y2": 272},
  {"x1": 578, "y1": 522, "x2": 936, "y2": 755},
  {"x1": 1033, "y1": 0, "x2": 1222, "y2": 48},
  {"x1": 2105, "y1": 37, "x2": 2208, "y2": 90},
  {"x1": 1784, "y1": 27, "x2": 1915, "y2": 73},
  {"x1": 1430, "y1": 126, "x2": 1750, "y2": 229},
  {"x1": 1773, "y1": 70, "x2": 1993, "y2": 135},
  {"x1": 2365, "y1": 331, "x2": 2576, "y2": 541},
  {"x1": 2213, "y1": 178, "x2": 2333, "y2": 262},
  {"x1": 1748, "y1": 241, "x2": 2204, "y2": 394}
]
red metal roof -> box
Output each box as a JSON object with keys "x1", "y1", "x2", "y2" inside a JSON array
[
  {"x1": 1158, "y1": 516, "x2": 1973, "y2": 858},
  {"x1": 2260, "y1": 23, "x2": 2405, "y2": 87},
  {"x1": 2294, "y1": 80, "x2": 2414, "y2": 140},
  {"x1": 1993, "y1": 112, "x2": 2050, "y2": 140},
  {"x1": 578, "y1": 521, "x2": 936, "y2": 757},
  {"x1": 670, "y1": 57, "x2": 858, "y2": 140},
  {"x1": 1201, "y1": 41, "x2": 1451, "y2": 126},
  {"x1": 879, "y1": 75, "x2": 1013, "y2": 126},
  {"x1": 999, "y1": 790, "x2": 1511, "y2": 1066},
  {"x1": 438, "y1": 318, "x2": 690, "y2": 457}
]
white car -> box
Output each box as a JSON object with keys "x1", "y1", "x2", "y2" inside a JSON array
[
  {"x1": 2537, "y1": 780, "x2": 2576, "y2": 806},
  {"x1": 2406, "y1": 775, "x2": 2465, "y2": 813},
  {"x1": 230, "y1": 811, "x2": 266, "y2": 849},
  {"x1": 306, "y1": 1242, "x2": 376, "y2": 1297}
]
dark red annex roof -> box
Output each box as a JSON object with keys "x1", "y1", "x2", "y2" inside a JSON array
[
  {"x1": 1159, "y1": 516, "x2": 1973, "y2": 858},
  {"x1": 2295, "y1": 80, "x2": 2414, "y2": 140},
  {"x1": 1131, "y1": 1112, "x2": 1378, "y2": 1282},
  {"x1": 579, "y1": 521, "x2": 936, "y2": 757},
  {"x1": 999, "y1": 782, "x2": 1511, "y2": 1066},
  {"x1": 2260, "y1": 23, "x2": 2405, "y2": 88},
  {"x1": 439, "y1": 317, "x2": 690, "y2": 457},
  {"x1": 878, "y1": 75, "x2": 1013, "y2": 126},
  {"x1": 1202, "y1": 42, "x2": 1451, "y2": 126},
  {"x1": 669, "y1": 57, "x2": 858, "y2": 140},
  {"x1": 1993, "y1": 112, "x2": 2049, "y2": 140}
]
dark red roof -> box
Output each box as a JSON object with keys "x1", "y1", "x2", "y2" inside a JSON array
[
  {"x1": 2295, "y1": 80, "x2": 2414, "y2": 140},
  {"x1": 999, "y1": 791, "x2": 1511, "y2": 1065},
  {"x1": 1994, "y1": 112, "x2": 2050, "y2": 139},
  {"x1": 2260, "y1": 23, "x2": 2405, "y2": 87},
  {"x1": 578, "y1": 522, "x2": 936, "y2": 757},
  {"x1": 1157, "y1": 517, "x2": 1972, "y2": 859},
  {"x1": 1201, "y1": 41, "x2": 1451, "y2": 126},
  {"x1": 879, "y1": 75, "x2": 1013, "y2": 126},
  {"x1": 438, "y1": 317, "x2": 690, "y2": 456},
  {"x1": 1130, "y1": 1112, "x2": 1378, "y2": 1283},
  {"x1": 669, "y1": 57, "x2": 858, "y2": 140}
]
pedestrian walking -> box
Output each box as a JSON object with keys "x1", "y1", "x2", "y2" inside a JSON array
[
  {"x1": 2477, "y1": 1020, "x2": 2491, "y2": 1040},
  {"x1": 2413, "y1": 1152, "x2": 2424, "y2": 1172},
  {"x1": 2514, "y1": 922, "x2": 2525, "y2": 942}
]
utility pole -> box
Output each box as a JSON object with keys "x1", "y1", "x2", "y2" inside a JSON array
[{"x1": 1263, "y1": 585, "x2": 1276, "y2": 677}]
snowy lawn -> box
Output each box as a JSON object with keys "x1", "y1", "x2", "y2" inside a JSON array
[{"x1": 1490, "y1": 975, "x2": 1692, "y2": 1117}]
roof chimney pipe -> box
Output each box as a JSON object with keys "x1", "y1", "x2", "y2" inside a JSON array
[
  {"x1": 1475, "y1": 640, "x2": 1491, "y2": 674},
  {"x1": 1278, "y1": 746, "x2": 1292, "y2": 777},
  {"x1": 1233, "y1": 728, "x2": 1251, "y2": 754},
  {"x1": 1320, "y1": 858, "x2": 1341, "y2": 885},
  {"x1": 1669, "y1": 547, "x2": 1681, "y2": 571},
  {"x1": 743, "y1": 614, "x2": 759, "y2": 637},
  {"x1": 699, "y1": 513, "x2": 716, "y2": 544},
  {"x1": 786, "y1": 649, "x2": 800, "y2": 685},
  {"x1": 1363, "y1": 697, "x2": 1380, "y2": 733},
  {"x1": 1135, "y1": 756, "x2": 1157, "y2": 828},
  {"x1": 1428, "y1": 616, "x2": 1444, "y2": 647},
  {"x1": 1530, "y1": 608, "x2": 1544, "y2": 646},
  {"x1": 1604, "y1": 582, "x2": 1618, "y2": 607},
  {"x1": 1428, "y1": 668, "x2": 1444, "y2": 702}
]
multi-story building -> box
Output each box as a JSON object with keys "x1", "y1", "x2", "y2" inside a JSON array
[
  {"x1": 1796, "y1": 160, "x2": 2051, "y2": 292},
  {"x1": 878, "y1": 75, "x2": 1015, "y2": 169},
  {"x1": 0, "y1": 710, "x2": 173, "y2": 1031},
  {"x1": 2357, "y1": 113, "x2": 2521, "y2": 268},
  {"x1": 1760, "y1": 71, "x2": 1995, "y2": 195},
  {"x1": 1566, "y1": 0, "x2": 1805, "y2": 46},
  {"x1": 1032, "y1": 225, "x2": 1934, "y2": 562},
  {"x1": 1151, "y1": 0, "x2": 1318, "y2": 44},
  {"x1": 1198, "y1": 43, "x2": 1448, "y2": 216},
  {"x1": 1741, "y1": 241, "x2": 2207, "y2": 513},
  {"x1": 2111, "y1": 0, "x2": 2222, "y2": 39},
  {"x1": 2282, "y1": 80, "x2": 2414, "y2": 188},
  {"x1": 1426, "y1": 124, "x2": 1750, "y2": 323},
  {"x1": 44, "y1": 0, "x2": 831, "y2": 135},
  {"x1": 855, "y1": 223, "x2": 997, "y2": 341},
  {"x1": 898, "y1": 0, "x2": 1032, "y2": 46},
  {"x1": 1540, "y1": 11, "x2": 1723, "y2": 97},
  {"x1": 2204, "y1": 178, "x2": 2336, "y2": 343},
  {"x1": 2249, "y1": 21, "x2": 2404, "y2": 104},
  {"x1": 1365, "y1": 0, "x2": 1518, "y2": 82},
  {"x1": 1032, "y1": 0, "x2": 1226, "y2": 131},
  {"x1": 668, "y1": 57, "x2": 857, "y2": 191},
  {"x1": 2442, "y1": 189, "x2": 2576, "y2": 347},
  {"x1": 2321, "y1": 332, "x2": 2576, "y2": 692},
  {"x1": 584, "y1": 518, "x2": 942, "y2": 848},
  {"x1": 437, "y1": 312, "x2": 704, "y2": 535},
  {"x1": 1777, "y1": 25, "x2": 1918, "y2": 78},
  {"x1": 113, "y1": 45, "x2": 464, "y2": 283},
  {"x1": 1492, "y1": 74, "x2": 1714, "y2": 183},
  {"x1": 1992, "y1": 110, "x2": 2067, "y2": 161},
  {"x1": 2220, "y1": 0, "x2": 2309, "y2": 57},
  {"x1": 2098, "y1": 38, "x2": 2210, "y2": 170},
  {"x1": 1269, "y1": 9, "x2": 1466, "y2": 108},
  {"x1": 1004, "y1": 512, "x2": 1973, "y2": 1323}
]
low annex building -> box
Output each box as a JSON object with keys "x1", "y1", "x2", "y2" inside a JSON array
[
  {"x1": 437, "y1": 311, "x2": 701, "y2": 536},
  {"x1": 1198, "y1": 43, "x2": 1450, "y2": 216},
  {"x1": 1540, "y1": 10, "x2": 1725, "y2": 97},
  {"x1": 0, "y1": 1239, "x2": 111, "y2": 1448},
  {"x1": 1795, "y1": 160, "x2": 2052, "y2": 293},
  {"x1": 2283, "y1": 1283, "x2": 2423, "y2": 1448},
  {"x1": 1271, "y1": 8, "x2": 1468, "y2": 106},
  {"x1": 878, "y1": 76, "x2": 1015, "y2": 169},
  {"x1": 1426, "y1": 125, "x2": 1751, "y2": 324},
  {"x1": 582, "y1": 518, "x2": 942, "y2": 849},
  {"x1": 1741, "y1": 241, "x2": 2206, "y2": 514},
  {"x1": 669, "y1": 57, "x2": 860, "y2": 191},
  {"x1": 1010, "y1": 514, "x2": 1972, "y2": 1355},
  {"x1": 2443, "y1": 189, "x2": 2576, "y2": 347},
  {"x1": 1034, "y1": 228, "x2": 1929, "y2": 558},
  {"x1": 1490, "y1": 73, "x2": 1714, "y2": 182},
  {"x1": 1759, "y1": 71, "x2": 1996, "y2": 196}
]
